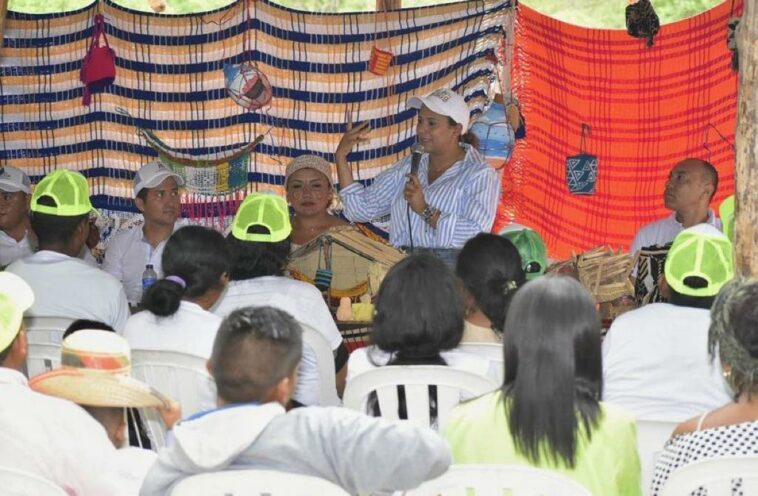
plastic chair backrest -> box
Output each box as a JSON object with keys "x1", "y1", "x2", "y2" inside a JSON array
[
  {"x1": 659, "y1": 455, "x2": 758, "y2": 496},
  {"x1": 23, "y1": 316, "x2": 73, "y2": 377},
  {"x1": 403, "y1": 464, "x2": 592, "y2": 496},
  {"x1": 169, "y1": 469, "x2": 350, "y2": 496},
  {"x1": 635, "y1": 419, "x2": 677, "y2": 496},
  {"x1": 456, "y1": 343, "x2": 504, "y2": 381},
  {"x1": 342, "y1": 365, "x2": 497, "y2": 430},
  {"x1": 130, "y1": 349, "x2": 216, "y2": 449},
  {"x1": 300, "y1": 322, "x2": 340, "y2": 406},
  {"x1": 0, "y1": 466, "x2": 68, "y2": 496}
]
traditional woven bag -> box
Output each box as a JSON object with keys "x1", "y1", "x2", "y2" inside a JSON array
[
  {"x1": 566, "y1": 124, "x2": 597, "y2": 195},
  {"x1": 80, "y1": 14, "x2": 116, "y2": 106}
]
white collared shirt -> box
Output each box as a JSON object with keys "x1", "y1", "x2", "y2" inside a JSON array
[
  {"x1": 212, "y1": 277, "x2": 343, "y2": 406},
  {"x1": 6, "y1": 250, "x2": 130, "y2": 332},
  {"x1": 0, "y1": 367, "x2": 132, "y2": 495},
  {"x1": 630, "y1": 210, "x2": 722, "y2": 254},
  {"x1": 0, "y1": 229, "x2": 34, "y2": 267},
  {"x1": 103, "y1": 221, "x2": 181, "y2": 305},
  {"x1": 602, "y1": 303, "x2": 733, "y2": 422}
]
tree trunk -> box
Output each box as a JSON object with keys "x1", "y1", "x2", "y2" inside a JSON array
[
  {"x1": 0, "y1": 0, "x2": 7, "y2": 58},
  {"x1": 734, "y1": 0, "x2": 758, "y2": 276}
]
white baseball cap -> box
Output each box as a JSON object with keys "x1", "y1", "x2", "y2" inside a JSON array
[
  {"x1": 407, "y1": 88, "x2": 471, "y2": 131},
  {"x1": 133, "y1": 161, "x2": 185, "y2": 197},
  {"x1": 0, "y1": 166, "x2": 32, "y2": 194}
]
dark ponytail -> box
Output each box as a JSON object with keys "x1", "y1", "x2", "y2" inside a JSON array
[
  {"x1": 460, "y1": 131, "x2": 480, "y2": 150},
  {"x1": 141, "y1": 225, "x2": 230, "y2": 317}
]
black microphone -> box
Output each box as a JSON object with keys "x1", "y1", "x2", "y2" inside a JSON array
[{"x1": 410, "y1": 143, "x2": 424, "y2": 176}]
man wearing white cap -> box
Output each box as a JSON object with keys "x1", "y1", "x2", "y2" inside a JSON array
[
  {"x1": 0, "y1": 273, "x2": 128, "y2": 495},
  {"x1": 0, "y1": 166, "x2": 34, "y2": 267},
  {"x1": 335, "y1": 87, "x2": 500, "y2": 262},
  {"x1": 103, "y1": 161, "x2": 185, "y2": 306}
]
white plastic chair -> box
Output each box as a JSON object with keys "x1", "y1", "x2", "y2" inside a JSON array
[
  {"x1": 456, "y1": 343, "x2": 504, "y2": 381},
  {"x1": 300, "y1": 323, "x2": 340, "y2": 406},
  {"x1": 169, "y1": 469, "x2": 350, "y2": 496},
  {"x1": 403, "y1": 464, "x2": 592, "y2": 496},
  {"x1": 130, "y1": 349, "x2": 216, "y2": 449},
  {"x1": 0, "y1": 466, "x2": 67, "y2": 496},
  {"x1": 23, "y1": 316, "x2": 73, "y2": 377},
  {"x1": 342, "y1": 365, "x2": 498, "y2": 430},
  {"x1": 635, "y1": 420, "x2": 677, "y2": 496},
  {"x1": 659, "y1": 455, "x2": 758, "y2": 496}
]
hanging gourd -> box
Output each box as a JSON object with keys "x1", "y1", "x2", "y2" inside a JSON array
[{"x1": 224, "y1": 62, "x2": 273, "y2": 111}]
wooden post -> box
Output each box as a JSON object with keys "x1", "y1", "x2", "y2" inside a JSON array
[
  {"x1": 376, "y1": 0, "x2": 401, "y2": 11},
  {"x1": 734, "y1": 0, "x2": 758, "y2": 276},
  {"x1": 0, "y1": 0, "x2": 7, "y2": 57}
]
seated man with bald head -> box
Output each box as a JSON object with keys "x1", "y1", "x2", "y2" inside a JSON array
[{"x1": 630, "y1": 158, "x2": 721, "y2": 254}]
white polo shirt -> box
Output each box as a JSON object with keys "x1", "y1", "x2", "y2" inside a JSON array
[
  {"x1": 602, "y1": 303, "x2": 733, "y2": 422},
  {"x1": 212, "y1": 277, "x2": 343, "y2": 406},
  {"x1": 103, "y1": 221, "x2": 181, "y2": 305},
  {"x1": 6, "y1": 250, "x2": 130, "y2": 332},
  {"x1": 630, "y1": 210, "x2": 721, "y2": 254},
  {"x1": 0, "y1": 367, "x2": 133, "y2": 496},
  {"x1": 0, "y1": 229, "x2": 34, "y2": 267}
]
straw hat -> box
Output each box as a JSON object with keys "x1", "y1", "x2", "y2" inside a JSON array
[{"x1": 30, "y1": 330, "x2": 170, "y2": 409}]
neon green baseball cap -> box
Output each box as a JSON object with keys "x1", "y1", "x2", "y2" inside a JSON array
[
  {"x1": 719, "y1": 195, "x2": 735, "y2": 243},
  {"x1": 30, "y1": 169, "x2": 96, "y2": 217},
  {"x1": 231, "y1": 193, "x2": 292, "y2": 243},
  {"x1": 665, "y1": 223, "x2": 734, "y2": 298},
  {"x1": 0, "y1": 272, "x2": 34, "y2": 354},
  {"x1": 500, "y1": 224, "x2": 548, "y2": 281}
]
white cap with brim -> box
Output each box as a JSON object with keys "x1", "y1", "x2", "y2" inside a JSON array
[
  {"x1": 407, "y1": 88, "x2": 471, "y2": 132},
  {"x1": 134, "y1": 161, "x2": 185, "y2": 197},
  {"x1": 0, "y1": 273, "x2": 34, "y2": 353},
  {"x1": 0, "y1": 166, "x2": 32, "y2": 194}
]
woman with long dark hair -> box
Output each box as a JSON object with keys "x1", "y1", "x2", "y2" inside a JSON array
[
  {"x1": 444, "y1": 275, "x2": 641, "y2": 495},
  {"x1": 455, "y1": 233, "x2": 525, "y2": 343},
  {"x1": 346, "y1": 253, "x2": 492, "y2": 384}
]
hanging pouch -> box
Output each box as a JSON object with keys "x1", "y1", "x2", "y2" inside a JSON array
[
  {"x1": 566, "y1": 123, "x2": 598, "y2": 195},
  {"x1": 80, "y1": 14, "x2": 116, "y2": 106}
]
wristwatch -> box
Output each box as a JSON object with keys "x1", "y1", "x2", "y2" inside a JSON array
[{"x1": 421, "y1": 205, "x2": 436, "y2": 224}]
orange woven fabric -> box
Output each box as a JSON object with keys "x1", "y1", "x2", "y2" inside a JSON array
[{"x1": 497, "y1": 1, "x2": 741, "y2": 259}]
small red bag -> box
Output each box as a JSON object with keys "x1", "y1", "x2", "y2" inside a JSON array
[{"x1": 80, "y1": 14, "x2": 116, "y2": 106}]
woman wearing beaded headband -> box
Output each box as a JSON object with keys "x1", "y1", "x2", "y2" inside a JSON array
[{"x1": 651, "y1": 278, "x2": 758, "y2": 496}]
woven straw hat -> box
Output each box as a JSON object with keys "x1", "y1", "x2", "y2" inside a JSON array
[
  {"x1": 30, "y1": 330, "x2": 170, "y2": 408},
  {"x1": 284, "y1": 154, "x2": 333, "y2": 186}
]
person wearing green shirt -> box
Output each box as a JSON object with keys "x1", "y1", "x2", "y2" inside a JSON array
[{"x1": 444, "y1": 275, "x2": 642, "y2": 496}]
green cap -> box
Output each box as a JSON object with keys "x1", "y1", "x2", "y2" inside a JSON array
[
  {"x1": 665, "y1": 223, "x2": 734, "y2": 298},
  {"x1": 499, "y1": 225, "x2": 548, "y2": 281},
  {"x1": 30, "y1": 169, "x2": 96, "y2": 217},
  {"x1": 719, "y1": 195, "x2": 735, "y2": 243},
  {"x1": 231, "y1": 193, "x2": 291, "y2": 243},
  {"x1": 0, "y1": 272, "x2": 34, "y2": 354}
]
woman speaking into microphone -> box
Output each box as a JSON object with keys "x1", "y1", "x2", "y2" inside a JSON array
[{"x1": 335, "y1": 88, "x2": 500, "y2": 264}]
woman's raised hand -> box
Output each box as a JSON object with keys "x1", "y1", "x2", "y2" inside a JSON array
[{"x1": 335, "y1": 118, "x2": 371, "y2": 164}]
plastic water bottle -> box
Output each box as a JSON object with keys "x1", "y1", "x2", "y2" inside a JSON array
[{"x1": 142, "y1": 264, "x2": 158, "y2": 293}]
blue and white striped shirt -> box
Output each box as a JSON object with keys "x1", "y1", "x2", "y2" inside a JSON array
[{"x1": 340, "y1": 144, "x2": 501, "y2": 249}]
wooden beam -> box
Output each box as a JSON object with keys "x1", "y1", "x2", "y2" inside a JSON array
[
  {"x1": 376, "y1": 0, "x2": 401, "y2": 11},
  {"x1": 0, "y1": 0, "x2": 7, "y2": 59},
  {"x1": 734, "y1": 0, "x2": 758, "y2": 276}
]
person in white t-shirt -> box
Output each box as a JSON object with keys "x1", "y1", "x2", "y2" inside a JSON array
[
  {"x1": 0, "y1": 166, "x2": 34, "y2": 268},
  {"x1": 0, "y1": 272, "x2": 136, "y2": 495},
  {"x1": 212, "y1": 193, "x2": 346, "y2": 407},
  {"x1": 103, "y1": 161, "x2": 185, "y2": 306},
  {"x1": 347, "y1": 253, "x2": 494, "y2": 409},
  {"x1": 6, "y1": 170, "x2": 130, "y2": 332},
  {"x1": 630, "y1": 158, "x2": 721, "y2": 255},
  {"x1": 604, "y1": 224, "x2": 735, "y2": 422},
  {"x1": 123, "y1": 226, "x2": 230, "y2": 411}
]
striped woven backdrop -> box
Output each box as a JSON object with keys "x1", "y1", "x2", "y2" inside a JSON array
[
  {"x1": 500, "y1": 1, "x2": 741, "y2": 260},
  {"x1": 1, "y1": 0, "x2": 510, "y2": 232}
]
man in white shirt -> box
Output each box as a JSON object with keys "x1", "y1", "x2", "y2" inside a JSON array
[
  {"x1": 6, "y1": 169, "x2": 130, "y2": 332},
  {"x1": 0, "y1": 272, "x2": 128, "y2": 495},
  {"x1": 0, "y1": 166, "x2": 34, "y2": 267},
  {"x1": 604, "y1": 224, "x2": 734, "y2": 422},
  {"x1": 213, "y1": 194, "x2": 346, "y2": 407},
  {"x1": 630, "y1": 158, "x2": 721, "y2": 254},
  {"x1": 103, "y1": 161, "x2": 184, "y2": 306}
]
